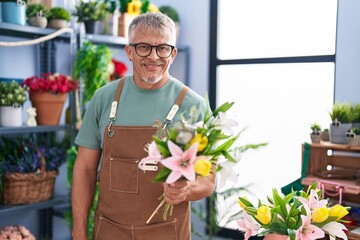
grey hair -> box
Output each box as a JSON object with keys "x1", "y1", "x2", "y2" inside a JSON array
[{"x1": 128, "y1": 12, "x2": 176, "y2": 45}]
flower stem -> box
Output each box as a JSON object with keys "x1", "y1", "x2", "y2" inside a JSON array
[{"x1": 146, "y1": 198, "x2": 166, "y2": 224}]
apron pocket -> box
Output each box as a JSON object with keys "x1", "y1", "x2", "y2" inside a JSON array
[
  {"x1": 95, "y1": 215, "x2": 134, "y2": 240},
  {"x1": 110, "y1": 156, "x2": 139, "y2": 193},
  {"x1": 133, "y1": 219, "x2": 178, "y2": 240}
]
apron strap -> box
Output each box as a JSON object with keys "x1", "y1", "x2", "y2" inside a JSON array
[
  {"x1": 163, "y1": 86, "x2": 188, "y2": 129},
  {"x1": 107, "y1": 77, "x2": 126, "y2": 137}
]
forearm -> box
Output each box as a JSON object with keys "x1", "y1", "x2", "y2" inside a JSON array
[
  {"x1": 71, "y1": 155, "x2": 98, "y2": 239},
  {"x1": 186, "y1": 172, "x2": 216, "y2": 201}
]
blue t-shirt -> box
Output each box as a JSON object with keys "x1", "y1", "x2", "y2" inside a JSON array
[{"x1": 75, "y1": 75, "x2": 206, "y2": 150}]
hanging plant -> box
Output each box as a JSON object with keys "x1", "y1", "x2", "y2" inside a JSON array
[{"x1": 73, "y1": 40, "x2": 112, "y2": 105}]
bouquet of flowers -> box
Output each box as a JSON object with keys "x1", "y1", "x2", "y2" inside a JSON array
[
  {"x1": 238, "y1": 182, "x2": 350, "y2": 240},
  {"x1": 140, "y1": 98, "x2": 242, "y2": 224},
  {"x1": 109, "y1": 58, "x2": 128, "y2": 81}
]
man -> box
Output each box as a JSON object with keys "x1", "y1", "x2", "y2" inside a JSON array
[{"x1": 71, "y1": 12, "x2": 215, "y2": 240}]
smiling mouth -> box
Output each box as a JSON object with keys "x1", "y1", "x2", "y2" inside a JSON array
[{"x1": 144, "y1": 63, "x2": 161, "y2": 70}]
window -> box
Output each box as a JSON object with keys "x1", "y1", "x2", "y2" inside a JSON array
[{"x1": 209, "y1": 0, "x2": 338, "y2": 236}]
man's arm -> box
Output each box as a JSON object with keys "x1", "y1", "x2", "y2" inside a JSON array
[
  {"x1": 163, "y1": 165, "x2": 216, "y2": 205},
  {"x1": 72, "y1": 146, "x2": 101, "y2": 240}
]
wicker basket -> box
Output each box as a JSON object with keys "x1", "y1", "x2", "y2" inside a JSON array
[{"x1": 1, "y1": 165, "x2": 58, "y2": 205}]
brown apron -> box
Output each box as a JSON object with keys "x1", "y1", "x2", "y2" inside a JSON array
[{"x1": 93, "y1": 78, "x2": 191, "y2": 240}]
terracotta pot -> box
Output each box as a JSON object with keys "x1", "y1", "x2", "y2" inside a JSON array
[
  {"x1": 118, "y1": 13, "x2": 136, "y2": 37},
  {"x1": 48, "y1": 19, "x2": 68, "y2": 29},
  {"x1": 28, "y1": 16, "x2": 48, "y2": 28},
  {"x1": 263, "y1": 234, "x2": 288, "y2": 240},
  {"x1": 29, "y1": 92, "x2": 67, "y2": 125}
]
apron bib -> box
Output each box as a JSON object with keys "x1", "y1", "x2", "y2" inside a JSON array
[{"x1": 93, "y1": 78, "x2": 191, "y2": 240}]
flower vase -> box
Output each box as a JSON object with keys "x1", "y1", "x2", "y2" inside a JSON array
[
  {"x1": 263, "y1": 234, "x2": 288, "y2": 240},
  {"x1": 29, "y1": 92, "x2": 67, "y2": 126},
  {"x1": 118, "y1": 13, "x2": 136, "y2": 37}
]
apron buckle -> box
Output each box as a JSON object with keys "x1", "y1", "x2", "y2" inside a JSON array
[{"x1": 138, "y1": 158, "x2": 159, "y2": 172}]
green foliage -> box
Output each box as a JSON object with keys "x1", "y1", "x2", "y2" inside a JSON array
[
  {"x1": 119, "y1": 0, "x2": 131, "y2": 13},
  {"x1": 73, "y1": 0, "x2": 109, "y2": 22},
  {"x1": 159, "y1": 5, "x2": 179, "y2": 23},
  {"x1": 329, "y1": 102, "x2": 352, "y2": 124},
  {"x1": 310, "y1": 123, "x2": 321, "y2": 133},
  {"x1": 47, "y1": 7, "x2": 71, "y2": 21},
  {"x1": 73, "y1": 40, "x2": 112, "y2": 105},
  {"x1": 349, "y1": 103, "x2": 360, "y2": 123},
  {"x1": 0, "y1": 81, "x2": 27, "y2": 106},
  {"x1": 26, "y1": 3, "x2": 49, "y2": 18},
  {"x1": 348, "y1": 127, "x2": 360, "y2": 135}
]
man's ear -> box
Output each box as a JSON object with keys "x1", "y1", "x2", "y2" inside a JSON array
[
  {"x1": 170, "y1": 47, "x2": 178, "y2": 64},
  {"x1": 125, "y1": 45, "x2": 132, "y2": 61}
]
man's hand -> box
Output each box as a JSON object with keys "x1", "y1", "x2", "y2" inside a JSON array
[{"x1": 163, "y1": 181, "x2": 190, "y2": 205}]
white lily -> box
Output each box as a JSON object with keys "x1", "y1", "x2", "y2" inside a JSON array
[
  {"x1": 216, "y1": 160, "x2": 241, "y2": 192},
  {"x1": 213, "y1": 112, "x2": 239, "y2": 134},
  {"x1": 322, "y1": 222, "x2": 348, "y2": 240}
]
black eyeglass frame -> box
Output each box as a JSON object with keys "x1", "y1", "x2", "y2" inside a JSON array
[{"x1": 129, "y1": 42, "x2": 175, "y2": 58}]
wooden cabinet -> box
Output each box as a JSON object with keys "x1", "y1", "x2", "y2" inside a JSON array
[{"x1": 302, "y1": 142, "x2": 360, "y2": 239}]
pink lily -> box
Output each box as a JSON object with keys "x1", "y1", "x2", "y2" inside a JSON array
[
  {"x1": 237, "y1": 212, "x2": 260, "y2": 240},
  {"x1": 297, "y1": 205, "x2": 325, "y2": 240},
  {"x1": 299, "y1": 189, "x2": 327, "y2": 210},
  {"x1": 160, "y1": 141, "x2": 199, "y2": 183}
]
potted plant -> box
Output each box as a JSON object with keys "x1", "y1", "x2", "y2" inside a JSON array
[
  {"x1": 22, "y1": 73, "x2": 78, "y2": 126},
  {"x1": 26, "y1": 3, "x2": 48, "y2": 28},
  {"x1": 346, "y1": 127, "x2": 360, "y2": 146},
  {"x1": 0, "y1": 0, "x2": 27, "y2": 25},
  {"x1": 117, "y1": 0, "x2": 159, "y2": 37},
  {"x1": 72, "y1": 0, "x2": 109, "y2": 34},
  {"x1": 0, "y1": 135, "x2": 67, "y2": 204},
  {"x1": 349, "y1": 103, "x2": 360, "y2": 129},
  {"x1": 0, "y1": 81, "x2": 27, "y2": 127},
  {"x1": 159, "y1": 5, "x2": 180, "y2": 41},
  {"x1": 310, "y1": 123, "x2": 322, "y2": 143},
  {"x1": 321, "y1": 128, "x2": 329, "y2": 142},
  {"x1": 329, "y1": 102, "x2": 352, "y2": 144},
  {"x1": 47, "y1": 7, "x2": 71, "y2": 29}
]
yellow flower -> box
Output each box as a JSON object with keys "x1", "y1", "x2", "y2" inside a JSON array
[
  {"x1": 148, "y1": 3, "x2": 159, "y2": 12},
  {"x1": 329, "y1": 204, "x2": 349, "y2": 220},
  {"x1": 127, "y1": 0, "x2": 142, "y2": 15},
  {"x1": 194, "y1": 158, "x2": 212, "y2": 177},
  {"x1": 190, "y1": 134, "x2": 208, "y2": 152},
  {"x1": 312, "y1": 207, "x2": 329, "y2": 223},
  {"x1": 255, "y1": 205, "x2": 271, "y2": 224}
]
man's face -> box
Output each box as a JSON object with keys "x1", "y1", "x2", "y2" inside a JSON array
[{"x1": 126, "y1": 27, "x2": 177, "y2": 89}]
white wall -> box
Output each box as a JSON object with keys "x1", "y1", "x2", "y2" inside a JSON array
[{"x1": 335, "y1": 0, "x2": 360, "y2": 103}]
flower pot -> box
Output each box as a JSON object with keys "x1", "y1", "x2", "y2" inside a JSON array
[
  {"x1": 0, "y1": 105, "x2": 22, "y2": 127},
  {"x1": 310, "y1": 133, "x2": 321, "y2": 143},
  {"x1": 329, "y1": 123, "x2": 352, "y2": 144},
  {"x1": 48, "y1": 19, "x2": 68, "y2": 29},
  {"x1": 28, "y1": 16, "x2": 48, "y2": 28},
  {"x1": 1, "y1": 1, "x2": 26, "y2": 26},
  {"x1": 84, "y1": 20, "x2": 97, "y2": 34},
  {"x1": 118, "y1": 13, "x2": 136, "y2": 37},
  {"x1": 346, "y1": 135, "x2": 360, "y2": 146},
  {"x1": 98, "y1": 12, "x2": 119, "y2": 36},
  {"x1": 29, "y1": 92, "x2": 67, "y2": 126},
  {"x1": 321, "y1": 130, "x2": 329, "y2": 141},
  {"x1": 263, "y1": 234, "x2": 288, "y2": 240}
]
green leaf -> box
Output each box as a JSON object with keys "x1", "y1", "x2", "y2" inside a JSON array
[
  {"x1": 153, "y1": 167, "x2": 171, "y2": 182},
  {"x1": 212, "y1": 102, "x2": 234, "y2": 117}
]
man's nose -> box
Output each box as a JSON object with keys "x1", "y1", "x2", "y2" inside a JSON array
[{"x1": 148, "y1": 46, "x2": 159, "y2": 58}]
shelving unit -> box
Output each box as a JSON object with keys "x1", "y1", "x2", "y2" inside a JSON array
[{"x1": 0, "y1": 22, "x2": 76, "y2": 239}]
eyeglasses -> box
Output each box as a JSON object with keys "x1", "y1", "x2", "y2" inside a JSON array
[{"x1": 129, "y1": 43, "x2": 175, "y2": 58}]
